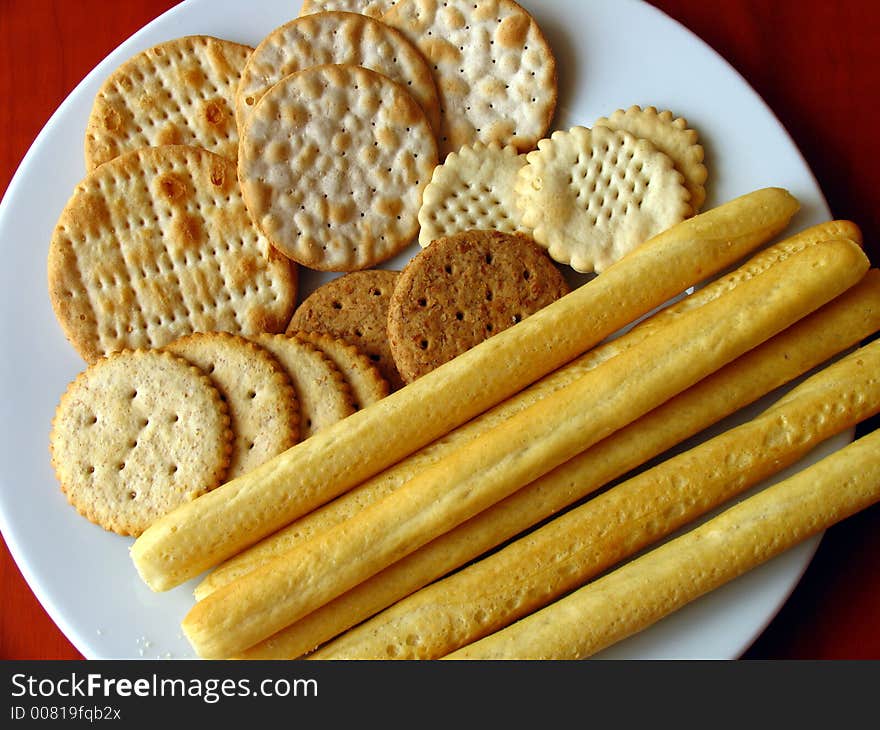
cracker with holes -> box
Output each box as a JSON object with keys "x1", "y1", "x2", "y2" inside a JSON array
[
  {"x1": 287, "y1": 270, "x2": 403, "y2": 389},
  {"x1": 84, "y1": 36, "x2": 253, "y2": 171},
  {"x1": 49, "y1": 349, "x2": 233, "y2": 537},
  {"x1": 294, "y1": 331, "x2": 390, "y2": 410},
  {"x1": 594, "y1": 105, "x2": 708, "y2": 213},
  {"x1": 47, "y1": 145, "x2": 297, "y2": 363},
  {"x1": 236, "y1": 11, "x2": 440, "y2": 135},
  {"x1": 382, "y1": 0, "x2": 557, "y2": 157},
  {"x1": 300, "y1": 0, "x2": 399, "y2": 19},
  {"x1": 238, "y1": 64, "x2": 437, "y2": 271},
  {"x1": 387, "y1": 229, "x2": 570, "y2": 383},
  {"x1": 164, "y1": 332, "x2": 300, "y2": 479},
  {"x1": 515, "y1": 125, "x2": 691, "y2": 274},
  {"x1": 418, "y1": 141, "x2": 528, "y2": 246},
  {"x1": 251, "y1": 333, "x2": 356, "y2": 437}
]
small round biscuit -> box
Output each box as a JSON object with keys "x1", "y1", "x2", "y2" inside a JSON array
[
  {"x1": 251, "y1": 333, "x2": 357, "y2": 437},
  {"x1": 238, "y1": 64, "x2": 438, "y2": 271},
  {"x1": 49, "y1": 349, "x2": 233, "y2": 537},
  {"x1": 594, "y1": 105, "x2": 708, "y2": 213},
  {"x1": 515, "y1": 126, "x2": 691, "y2": 274},
  {"x1": 85, "y1": 36, "x2": 253, "y2": 170},
  {"x1": 418, "y1": 141, "x2": 529, "y2": 246},
  {"x1": 164, "y1": 332, "x2": 300, "y2": 479},
  {"x1": 294, "y1": 330, "x2": 390, "y2": 410},
  {"x1": 387, "y1": 230, "x2": 570, "y2": 383},
  {"x1": 236, "y1": 11, "x2": 440, "y2": 135},
  {"x1": 287, "y1": 270, "x2": 403, "y2": 390}
]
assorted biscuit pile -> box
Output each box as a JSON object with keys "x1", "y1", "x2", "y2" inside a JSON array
[{"x1": 43, "y1": 0, "x2": 880, "y2": 660}]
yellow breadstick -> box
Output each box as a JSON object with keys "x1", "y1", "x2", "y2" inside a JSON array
[
  {"x1": 240, "y1": 271, "x2": 880, "y2": 659},
  {"x1": 182, "y1": 238, "x2": 866, "y2": 658},
  {"x1": 447, "y1": 426, "x2": 880, "y2": 660},
  {"x1": 315, "y1": 339, "x2": 880, "y2": 659},
  {"x1": 196, "y1": 219, "x2": 860, "y2": 600},
  {"x1": 132, "y1": 187, "x2": 799, "y2": 592}
]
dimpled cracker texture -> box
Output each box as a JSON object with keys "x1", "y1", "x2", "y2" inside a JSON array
[
  {"x1": 516, "y1": 126, "x2": 691, "y2": 274},
  {"x1": 238, "y1": 64, "x2": 437, "y2": 271},
  {"x1": 84, "y1": 36, "x2": 253, "y2": 171},
  {"x1": 47, "y1": 145, "x2": 297, "y2": 363},
  {"x1": 382, "y1": 0, "x2": 557, "y2": 157},
  {"x1": 418, "y1": 141, "x2": 528, "y2": 246},
  {"x1": 236, "y1": 11, "x2": 440, "y2": 135},
  {"x1": 49, "y1": 349, "x2": 233, "y2": 537},
  {"x1": 594, "y1": 105, "x2": 708, "y2": 213},
  {"x1": 300, "y1": 0, "x2": 400, "y2": 18}
]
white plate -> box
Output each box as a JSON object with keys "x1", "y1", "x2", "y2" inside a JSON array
[{"x1": 0, "y1": 0, "x2": 837, "y2": 660}]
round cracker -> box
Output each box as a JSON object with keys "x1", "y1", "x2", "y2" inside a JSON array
[
  {"x1": 387, "y1": 229, "x2": 570, "y2": 383},
  {"x1": 165, "y1": 332, "x2": 300, "y2": 479},
  {"x1": 47, "y1": 145, "x2": 297, "y2": 363},
  {"x1": 594, "y1": 105, "x2": 708, "y2": 213},
  {"x1": 294, "y1": 330, "x2": 390, "y2": 409},
  {"x1": 287, "y1": 270, "x2": 404, "y2": 390},
  {"x1": 300, "y1": 0, "x2": 399, "y2": 19},
  {"x1": 49, "y1": 349, "x2": 233, "y2": 537},
  {"x1": 237, "y1": 11, "x2": 440, "y2": 135},
  {"x1": 382, "y1": 0, "x2": 557, "y2": 157},
  {"x1": 515, "y1": 125, "x2": 691, "y2": 274},
  {"x1": 84, "y1": 36, "x2": 253, "y2": 171},
  {"x1": 251, "y1": 333, "x2": 356, "y2": 437},
  {"x1": 238, "y1": 64, "x2": 438, "y2": 271},
  {"x1": 417, "y1": 141, "x2": 528, "y2": 246}
]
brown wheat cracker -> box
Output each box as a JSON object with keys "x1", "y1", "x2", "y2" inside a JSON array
[
  {"x1": 47, "y1": 145, "x2": 297, "y2": 363},
  {"x1": 236, "y1": 11, "x2": 440, "y2": 135},
  {"x1": 382, "y1": 0, "x2": 557, "y2": 157},
  {"x1": 287, "y1": 270, "x2": 403, "y2": 389},
  {"x1": 417, "y1": 141, "x2": 528, "y2": 246},
  {"x1": 516, "y1": 125, "x2": 691, "y2": 273},
  {"x1": 165, "y1": 332, "x2": 300, "y2": 479},
  {"x1": 250, "y1": 333, "x2": 356, "y2": 437},
  {"x1": 49, "y1": 349, "x2": 233, "y2": 537},
  {"x1": 594, "y1": 105, "x2": 708, "y2": 213},
  {"x1": 387, "y1": 229, "x2": 570, "y2": 383},
  {"x1": 294, "y1": 330, "x2": 390, "y2": 409},
  {"x1": 238, "y1": 64, "x2": 437, "y2": 271},
  {"x1": 84, "y1": 36, "x2": 253, "y2": 171},
  {"x1": 300, "y1": 0, "x2": 399, "y2": 19}
]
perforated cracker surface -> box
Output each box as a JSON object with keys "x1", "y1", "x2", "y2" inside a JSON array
[
  {"x1": 237, "y1": 11, "x2": 440, "y2": 134},
  {"x1": 300, "y1": 0, "x2": 399, "y2": 18},
  {"x1": 515, "y1": 126, "x2": 691, "y2": 274},
  {"x1": 238, "y1": 64, "x2": 437, "y2": 271},
  {"x1": 383, "y1": 0, "x2": 557, "y2": 157},
  {"x1": 49, "y1": 349, "x2": 233, "y2": 537},
  {"x1": 47, "y1": 145, "x2": 297, "y2": 363},
  {"x1": 85, "y1": 36, "x2": 253, "y2": 170},
  {"x1": 417, "y1": 141, "x2": 528, "y2": 246}
]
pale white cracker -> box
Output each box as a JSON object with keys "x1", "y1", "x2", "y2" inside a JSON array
[
  {"x1": 238, "y1": 11, "x2": 439, "y2": 134},
  {"x1": 238, "y1": 64, "x2": 438, "y2": 271},
  {"x1": 300, "y1": 0, "x2": 399, "y2": 18},
  {"x1": 47, "y1": 145, "x2": 298, "y2": 362},
  {"x1": 49, "y1": 349, "x2": 233, "y2": 537},
  {"x1": 515, "y1": 125, "x2": 691, "y2": 274},
  {"x1": 594, "y1": 105, "x2": 707, "y2": 213},
  {"x1": 85, "y1": 36, "x2": 253, "y2": 171},
  {"x1": 164, "y1": 332, "x2": 301, "y2": 479},
  {"x1": 417, "y1": 141, "x2": 528, "y2": 246},
  {"x1": 382, "y1": 0, "x2": 557, "y2": 157}
]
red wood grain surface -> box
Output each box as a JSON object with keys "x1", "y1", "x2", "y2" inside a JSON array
[{"x1": 1, "y1": 0, "x2": 878, "y2": 660}]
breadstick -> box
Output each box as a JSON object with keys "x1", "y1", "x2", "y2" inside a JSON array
[
  {"x1": 240, "y1": 271, "x2": 880, "y2": 659},
  {"x1": 181, "y1": 238, "x2": 866, "y2": 658},
  {"x1": 447, "y1": 426, "x2": 880, "y2": 660},
  {"x1": 314, "y1": 339, "x2": 880, "y2": 659},
  {"x1": 131, "y1": 187, "x2": 799, "y2": 591},
  {"x1": 196, "y1": 219, "x2": 859, "y2": 600}
]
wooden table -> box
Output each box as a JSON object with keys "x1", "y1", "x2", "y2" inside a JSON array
[{"x1": 1, "y1": 0, "x2": 878, "y2": 660}]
